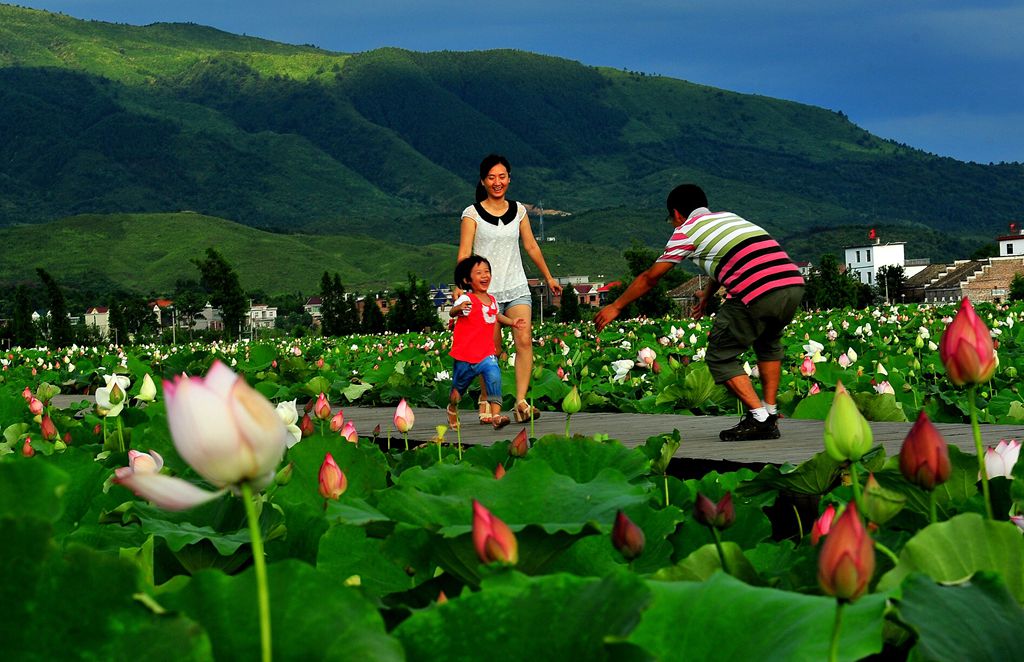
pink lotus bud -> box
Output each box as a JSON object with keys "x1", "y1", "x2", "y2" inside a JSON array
[
  {"x1": 637, "y1": 347, "x2": 656, "y2": 367},
  {"x1": 21, "y1": 386, "x2": 32, "y2": 402},
  {"x1": 300, "y1": 413, "x2": 315, "y2": 437},
  {"x1": 694, "y1": 492, "x2": 735, "y2": 530},
  {"x1": 316, "y1": 357, "x2": 324, "y2": 368},
  {"x1": 372, "y1": 424, "x2": 381, "y2": 438},
  {"x1": 393, "y1": 398, "x2": 415, "y2": 433},
  {"x1": 809, "y1": 383, "x2": 821, "y2": 396},
  {"x1": 62, "y1": 432, "x2": 72, "y2": 445},
  {"x1": 899, "y1": 411, "x2": 952, "y2": 490},
  {"x1": 329, "y1": 410, "x2": 345, "y2": 432},
  {"x1": 509, "y1": 428, "x2": 529, "y2": 458},
  {"x1": 494, "y1": 464, "x2": 507, "y2": 479},
  {"x1": 472, "y1": 500, "x2": 518, "y2": 565},
  {"x1": 40, "y1": 415, "x2": 58, "y2": 441},
  {"x1": 93, "y1": 423, "x2": 101, "y2": 435},
  {"x1": 437, "y1": 590, "x2": 448, "y2": 604},
  {"x1": 28, "y1": 397, "x2": 43, "y2": 415},
  {"x1": 939, "y1": 297, "x2": 997, "y2": 386},
  {"x1": 318, "y1": 452, "x2": 347, "y2": 499},
  {"x1": 800, "y1": 356, "x2": 816, "y2": 377},
  {"x1": 341, "y1": 420, "x2": 358, "y2": 443},
  {"x1": 271, "y1": 360, "x2": 278, "y2": 368},
  {"x1": 314, "y1": 392, "x2": 332, "y2": 421},
  {"x1": 612, "y1": 510, "x2": 645, "y2": 561},
  {"x1": 557, "y1": 366, "x2": 566, "y2": 380},
  {"x1": 817, "y1": 502, "x2": 875, "y2": 601},
  {"x1": 22, "y1": 437, "x2": 34, "y2": 457},
  {"x1": 810, "y1": 504, "x2": 836, "y2": 545}
]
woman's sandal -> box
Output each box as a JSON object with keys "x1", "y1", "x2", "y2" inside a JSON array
[
  {"x1": 513, "y1": 400, "x2": 540, "y2": 423},
  {"x1": 446, "y1": 404, "x2": 461, "y2": 431},
  {"x1": 492, "y1": 414, "x2": 511, "y2": 430},
  {"x1": 478, "y1": 397, "x2": 493, "y2": 425}
]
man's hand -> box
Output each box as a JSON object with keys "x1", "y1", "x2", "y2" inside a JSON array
[
  {"x1": 691, "y1": 292, "x2": 708, "y2": 320},
  {"x1": 594, "y1": 305, "x2": 620, "y2": 332}
]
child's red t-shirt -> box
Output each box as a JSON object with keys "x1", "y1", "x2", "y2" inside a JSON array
[{"x1": 450, "y1": 293, "x2": 498, "y2": 363}]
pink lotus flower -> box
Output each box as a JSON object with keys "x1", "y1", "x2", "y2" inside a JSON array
[
  {"x1": 329, "y1": 410, "x2": 345, "y2": 433},
  {"x1": 28, "y1": 397, "x2": 43, "y2": 416},
  {"x1": 874, "y1": 381, "x2": 895, "y2": 395},
  {"x1": 394, "y1": 398, "x2": 415, "y2": 433},
  {"x1": 900, "y1": 411, "x2": 952, "y2": 490},
  {"x1": 509, "y1": 428, "x2": 529, "y2": 458},
  {"x1": 340, "y1": 420, "x2": 358, "y2": 443},
  {"x1": 800, "y1": 356, "x2": 815, "y2": 377},
  {"x1": 472, "y1": 500, "x2": 518, "y2": 565},
  {"x1": 318, "y1": 452, "x2": 347, "y2": 499},
  {"x1": 817, "y1": 502, "x2": 874, "y2": 601},
  {"x1": 808, "y1": 383, "x2": 821, "y2": 396},
  {"x1": 114, "y1": 449, "x2": 164, "y2": 480},
  {"x1": 637, "y1": 347, "x2": 656, "y2": 367},
  {"x1": 22, "y1": 437, "x2": 34, "y2": 457},
  {"x1": 939, "y1": 297, "x2": 997, "y2": 386},
  {"x1": 314, "y1": 392, "x2": 332, "y2": 421},
  {"x1": 494, "y1": 464, "x2": 506, "y2": 479},
  {"x1": 114, "y1": 361, "x2": 287, "y2": 511},
  {"x1": 694, "y1": 492, "x2": 735, "y2": 530},
  {"x1": 984, "y1": 439, "x2": 1021, "y2": 479},
  {"x1": 21, "y1": 386, "x2": 32, "y2": 402},
  {"x1": 810, "y1": 504, "x2": 836, "y2": 545}
]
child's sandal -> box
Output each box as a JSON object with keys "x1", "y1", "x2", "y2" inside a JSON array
[
  {"x1": 513, "y1": 400, "x2": 539, "y2": 423},
  {"x1": 492, "y1": 414, "x2": 511, "y2": 430},
  {"x1": 478, "y1": 397, "x2": 492, "y2": 424},
  {"x1": 446, "y1": 405, "x2": 461, "y2": 431}
]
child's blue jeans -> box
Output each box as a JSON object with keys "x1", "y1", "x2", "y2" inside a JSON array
[{"x1": 451, "y1": 355, "x2": 503, "y2": 403}]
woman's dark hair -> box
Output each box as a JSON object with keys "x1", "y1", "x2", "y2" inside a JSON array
[
  {"x1": 475, "y1": 153, "x2": 512, "y2": 202},
  {"x1": 454, "y1": 255, "x2": 491, "y2": 290}
]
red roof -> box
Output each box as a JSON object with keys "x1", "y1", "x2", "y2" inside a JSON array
[
  {"x1": 305, "y1": 296, "x2": 322, "y2": 305},
  {"x1": 86, "y1": 306, "x2": 109, "y2": 314},
  {"x1": 149, "y1": 299, "x2": 173, "y2": 308}
]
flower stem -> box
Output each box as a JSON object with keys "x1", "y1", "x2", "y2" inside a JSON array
[
  {"x1": 437, "y1": 437, "x2": 442, "y2": 463},
  {"x1": 849, "y1": 461, "x2": 863, "y2": 513},
  {"x1": 116, "y1": 416, "x2": 126, "y2": 453},
  {"x1": 565, "y1": 413, "x2": 571, "y2": 438},
  {"x1": 968, "y1": 385, "x2": 994, "y2": 520},
  {"x1": 793, "y1": 504, "x2": 805, "y2": 541},
  {"x1": 711, "y1": 527, "x2": 731, "y2": 575},
  {"x1": 928, "y1": 490, "x2": 938, "y2": 524},
  {"x1": 828, "y1": 600, "x2": 845, "y2": 662},
  {"x1": 530, "y1": 395, "x2": 535, "y2": 439},
  {"x1": 241, "y1": 482, "x2": 272, "y2": 662},
  {"x1": 874, "y1": 541, "x2": 900, "y2": 566},
  {"x1": 456, "y1": 425, "x2": 462, "y2": 461},
  {"x1": 662, "y1": 474, "x2": 670, "y2": 508},
  {"x1": 403, "y1": 431, "x2": 409, "y2": 451}
]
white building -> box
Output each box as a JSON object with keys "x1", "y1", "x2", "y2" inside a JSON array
[
  {"x1": 997, "y1": 223, "x2": 1024, "y2": 257},
  {"x1": 844, "y1": 234, "x2": 927, "y2": 286},
  {"x1": 84, "y1": 306, "x2": 110, "y2": 337},
  {"x1": 193, "y1": 303, "x2": 224, "y2": 332},
  {"x1": 247, "y1": 303, "x2": 278, "y2": 330}
]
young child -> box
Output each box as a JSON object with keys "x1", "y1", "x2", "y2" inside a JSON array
[{"x1": 448, "y1": 255, "x2": 525, "y2": 430}]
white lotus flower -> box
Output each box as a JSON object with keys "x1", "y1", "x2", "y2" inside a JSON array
[{"x1": 611, "y1": 359, "x2": 633, "y2": 382}]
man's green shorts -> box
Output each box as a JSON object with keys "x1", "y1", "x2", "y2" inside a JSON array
[{"x1": 705, "y1": 286, "x2": 804, "y2": 384}]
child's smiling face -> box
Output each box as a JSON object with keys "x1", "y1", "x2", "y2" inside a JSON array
[{"x1": 468, "y1": 262, "x2": 491, "y2": 293}]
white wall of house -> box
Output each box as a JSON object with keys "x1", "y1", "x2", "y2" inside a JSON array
[{"x1": 844, "y1": 242, "x2": 906, "y2": 286}]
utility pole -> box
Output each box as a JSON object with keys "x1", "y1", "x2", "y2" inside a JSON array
[{"x1": 537, "y1": 200, "x2": 545, "y2": 241}]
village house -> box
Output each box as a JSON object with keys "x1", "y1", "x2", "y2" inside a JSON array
[
  {"x1": 247, "y1": 303, "x2": 278, "y2": 330},
  {"x1": 84, "y1": 306, "x2": 110, "y2": 337}
]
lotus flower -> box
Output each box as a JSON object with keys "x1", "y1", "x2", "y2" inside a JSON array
[
  {"x1": 823, "y1": 381, "x2": 873, "y2": 462},
  {"x1": 40, "y1": 415, "x2": 57, "y2": 441},
  {"x1": 509, "y1": 428, "x2": 529, "y2": 458},
  {"x1": 114, "y1": 449, "x2": 164, "y2": 479},
  {"x1": 637, "y1": 347, "x2": 656, "y2": 367},
  {"x1": 393, "y1": 398, "x2": 415, "y2": 433},
  {"x1": 96, "y1": 374, "x2": 131, "y2": 416},
  {"x1": 800, "y1": 356, "x2": 815, "y2": 377},
  {"x1": 275, "y1": 399, "x2": 302, "y2": 447},
  {"x1": 562, "y1": 386, "x2": 582, "y2": 415},
  {"x1": 694, "y1": 492, "x2": 735, "y2": 530},
  {"x1": 612, "y1": 510, "x2": 645, "y2": 561},
  {"x1": 329, "y1": 410, "x2": 345, "y2": 433},
  {"x1": 939, "y1": 297, "x2": 997, "y2": 386},
  {"x1": 137, "y1": 373, "x2": 157, "y2": 402},
  {"x1": 898, "y1": 411, "x2": 952, "y2": 490},
  {"x1": 610, "y1": 359, "x2": 633, "y2": 382},
  {"x1": 472, "y1": 500, "x2": 518, "y2": 565},
  {"x1": 318, "y1": 452, "x2": 347, "y2": 499},
  {"x1": 984, "y1": 439, "x2": 1021, "y2": 479},
  {"x1": 314, "y1": 392, "x2": 332, "y2": 421},
  {"x1": 300, "y1": 413, "x2": 314, "y2": 437},
  {"x1": 810, "y1": 504, "x2": 836, "y2": 545},
  {"x1": 494, "y1": 464, "x2": 507, "y2": 479},
  {"x1": 873, "y1": 381, "x2": 895, "y2": 395},
  {"x1": 817, "y1": 502, "x2": 875, "y2": 601},
  {"x1": 28, "y1": 397, "x2": 43, "y2": 416},
  {"x1": 340, "y1": 420, "x2": 358, "y2": 443},
  {"x1": 114, "y1": 361, "x2": 288, "y2": 511}
]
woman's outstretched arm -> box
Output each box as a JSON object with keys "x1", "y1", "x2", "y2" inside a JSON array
[{"x1": 519, "y1": 216, "x2": 562, "y2": 296}]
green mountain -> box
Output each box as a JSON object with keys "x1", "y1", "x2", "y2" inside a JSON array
[
  {"x1": 0, "y1": 213, "x2": 628, "y2": 296},
  {"x1": 1, "y1": 3, "x2": 1022, "y2": 275}
]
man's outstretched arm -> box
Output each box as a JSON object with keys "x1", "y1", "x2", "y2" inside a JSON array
[{"x1": 594, "y1": 261, "x2": 675, "y2": 332}]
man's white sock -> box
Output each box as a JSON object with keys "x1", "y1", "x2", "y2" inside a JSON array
[
  {"x1": 762, "y1": 402, "x2": 778, "y2": 415},
  {"x1": 750, "y1": 407, "x2": 769, "y2": 422}
]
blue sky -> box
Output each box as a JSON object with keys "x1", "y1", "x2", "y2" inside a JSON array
[{"x1": 20, "y1": 0, "x2": 1024, "y2": 164}]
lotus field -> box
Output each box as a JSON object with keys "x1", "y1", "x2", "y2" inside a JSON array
[{"x1": 4, "y1": 298, "x2": 1024, "y2": 660}]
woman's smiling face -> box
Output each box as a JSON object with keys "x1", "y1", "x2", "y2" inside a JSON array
[{"x1": 481, "y1": 164, "x2": 509, "y2": 199}]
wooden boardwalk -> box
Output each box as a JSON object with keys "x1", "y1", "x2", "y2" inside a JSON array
[
  {"x1": 342, "y1": 406, "x2": 1024, "y2": 466},
  {"x1": 52, "y1": 395, "x2": 1024, "y2": 466}
]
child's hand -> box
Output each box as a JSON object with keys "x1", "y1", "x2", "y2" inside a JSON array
[
  {"x1": 452, "y1": 294, "x2": 473, "y2": 316},
  {"x1": 512, "y1": 318, "x2": 526, "y2": 329}
]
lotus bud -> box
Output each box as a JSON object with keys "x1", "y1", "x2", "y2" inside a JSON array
[
  {"x1": 372, "y1": 424, "x2": 381, "y2": 440},
  {"x1": 494, "y1": 464, "x2": 506, "y2": 479},
  {"x1": 275, "y1": 462, "x2": 294, "y2": 486},
  {"x1": 28, "y1": 397, "x2": 43, "y2": 416},
  {"x1": 861, "y1": 473, "x2": 906, "y2": 525},
  {"x1": 898, "y1": 411, "x2": 952, "y2": 490},
  {"x1": 437, "y1": 590, "x2": 448, "y2": 604},
  {"x1": 817, "y1": 502, "x2": 875, "y2": 602},
  {"x1": 694, "y1": 492, "x2": 735, "y2": 530},
  {"x1": 300, "y1": 413, "x2": 314, "y2": 437},
  {"x1": 939, "y1": 297, "x2": 997, "y2": 385},
  {"x1": 339, "y1": 420, "x2": 358, "y2": 444},
  {"x1": 509, "y1": 428, "x2": 529, "y2": 458},
  {"x1": 22, "y1": 437, "x2": 34, "y2": 457},
  {"x1": 562, "y1": 386, "x2": 582, "y2": 415},
  {"x1": 40, "y1": 415, "x2": 58, "y2": 441},
  {"x1": 612, "y1": 510, "x2": 646, "y2": 561},
  {"x1": 393, "y1": 398, "x2": 415, "y2": 433},
  {"x1": 318, "y1": 452, "x2": 347, "y2": 499},
  {"x1": 109, "y1": 382, "x2": 125, "y2": 406},
  {"x1": 823, "y1": 381, "x2": 872, "y2": 462},
  {"x1": 137, "y1": 373, "x2": 157, "y2": 402},
  {"x1": 472, "y1": 500, "x2": 518, "y2": 565},
  {"x1": 314, "y1": 392, "x2": 332, "y2": 421},
  {"x1": 329, "y1": 410, "x2": 345, "y2": 433},
  {"x1": 810, "y1": 504, "x2": 836, "y2": 545},
  {"x1": 21, "y1": 386, "x2": 32, "y2": 402},
  {"x1": 800, "y1": 356, "x2": 815, "y2": 377}
]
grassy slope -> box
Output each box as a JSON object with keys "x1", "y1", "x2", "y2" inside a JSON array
[{"x1": 0, "y1": 213, "x2": 628, "y2": 295}]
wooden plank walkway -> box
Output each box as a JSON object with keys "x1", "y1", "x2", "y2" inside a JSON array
[{"x1": 52, "y1": 395, "x2": 1024, "y2": 466}]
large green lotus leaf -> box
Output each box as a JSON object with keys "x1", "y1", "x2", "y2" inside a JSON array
[
  {"x1": 375, "y1": 461, "x2": 648, "y2": 535},
  {"x1": 45, "y1": 446, "x2": 112, "y2": 539},
  {"x1": 853, "y1": 392, "x2": 909, "y2": 422},
  {"x1": 738, "y1": 449, "x2": 844, "y2": 497},
  {"x1": 792, "y1": 390, "x2": 835, "y2": 419},
  {"x1": 626, "y1": 572, "x2": 886, "y2": 661},
  {"x1": 135, "y1": 500, "x2": 284, "y2": 556},
  {"x1": 0, "y1": 458, "x2": 70, "y2": 522},
  {"x1": 394, "y1": 570, "x2": 651, "y2": 661},
  {"x1": 669, "y1": 476, "x2": 773, "y2": 560},
  {"x1": 878, "y1": 513, "x2": 1024, "y2": 603},
  {"x1": 546, "y1": 504, "x2": 686, "y2": 576},
  {"x1": 896, "y1": 572, "x2": 1024, "y2": 661},
  {"x1": 317, "y1": 523, "x2": 433, "y2": 599},
  {"x1": 1, "y1": 518, "x2": 211, "y2": 661},
  {"x1": 523, "y1": 434, "x2": 652, "y2": 483},
  {"x1": 745, "y1": 539, "x2": 820, "y2": 592},
  {"x1": 160, "y1": 559, "x2": 403, "y2": 661},
  {"x1": 653, "y1": 543, "x2": 759, "y2": 584}
]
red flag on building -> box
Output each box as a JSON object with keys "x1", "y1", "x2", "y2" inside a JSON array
[{"x1": 868, "y1": 228, "x2": 877, "y2": 240}]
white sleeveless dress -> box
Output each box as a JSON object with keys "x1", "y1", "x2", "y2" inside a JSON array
[{"x1": 462, "y1": 202, "x2": 531, "y2": 304}]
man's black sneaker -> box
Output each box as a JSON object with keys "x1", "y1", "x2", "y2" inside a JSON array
[{"x1": 719, "y1": 413, "x2": 780, "y2": 442}]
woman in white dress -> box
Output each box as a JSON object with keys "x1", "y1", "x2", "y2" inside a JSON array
[{"x1": 457, "y1": 154, "x2": 563, "y2": 423}]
